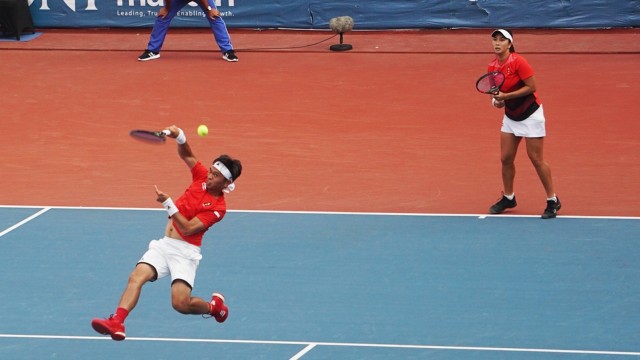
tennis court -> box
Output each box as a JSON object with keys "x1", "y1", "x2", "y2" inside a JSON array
[
  {"x1": 1, "y1": 206, "x2": 639, "y2": 359},
  {"x1": 1, "y1": 28, "x2": 639, "y2": 359}
]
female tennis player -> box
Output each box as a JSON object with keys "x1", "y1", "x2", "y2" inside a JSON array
[
  {"x1": 91, "y1": 125, "x2": 242, "y2": 340},
  {"x1": 486, "y1": 29, "x2": 561, "y2": 219}
]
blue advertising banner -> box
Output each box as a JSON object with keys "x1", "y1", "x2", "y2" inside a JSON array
[{"x1": 28, "y1": 0, "x2": 640, "y2": 29}]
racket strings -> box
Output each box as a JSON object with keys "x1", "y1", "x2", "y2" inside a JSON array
[
  {"x1": 476, "y1": 72, "x2": 505, "y2": 93},
  {"x1": 130, "y1": 130, "x2": 167, "y2": 144}
]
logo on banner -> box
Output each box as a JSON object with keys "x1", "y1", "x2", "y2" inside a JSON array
[
  {"x1": 115, "y1": 0, "x2": 237, "y2": 19},
  {"x1": 29, "y1": 0, "x2": 97, "y2": 11},
  {"x1": 28, "y1": 0, "x2": 238, "y2": 27},
  {"x1": 116, "y1": 0, "x2": 235, "y2": 5},
  {"x1": 28, "y1": 0, "x2": 236, "y2": 11}
]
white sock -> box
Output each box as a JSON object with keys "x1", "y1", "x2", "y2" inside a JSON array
[
  {"x1": 547, "y1": 195, "x2": 557, "y2": 202},
  {"x1": 504, "y1": 193, "x2": 515, "y2": 200}
]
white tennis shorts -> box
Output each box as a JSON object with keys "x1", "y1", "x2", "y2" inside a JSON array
[
  {"x1": 501, "y1": 105, "x2": 546, "y2": 138},
  {"x1": 138, "y1": 236, "x2": 202, "y2": 288}
]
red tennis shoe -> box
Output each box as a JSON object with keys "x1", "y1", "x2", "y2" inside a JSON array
[
  {"x1": 91, "y1": 315, "x2": 126, "y2": 341},
  {"x1": 209, "y1": 293, "x2": 229, "y2": 323}
]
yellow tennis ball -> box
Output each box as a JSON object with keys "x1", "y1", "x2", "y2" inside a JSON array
[{"x1": 197, "y1": 124, "x2": 209, "y2": 137}]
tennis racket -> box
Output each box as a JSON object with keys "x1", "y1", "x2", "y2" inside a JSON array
[
  {"x1": 475, "y1": 71, "x2": 505, "y2": 95},
  {"x1": 129, "y1": 129, "x2": 171, "y2": 144}
]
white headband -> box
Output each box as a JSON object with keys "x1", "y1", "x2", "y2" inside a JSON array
[
  {"x1": 213, "y1": 161, "x2": 232, "y2": 180},
  {"x1": 492, "y1": 29, "x2": 514, "y2": 44},
  {"x1": 212, "y1": 161, "x2": 235, "y2": 193}
]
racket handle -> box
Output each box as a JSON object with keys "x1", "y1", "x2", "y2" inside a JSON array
[{"x1": 162, "y1": 130, "x2": 171, "y2": 136}]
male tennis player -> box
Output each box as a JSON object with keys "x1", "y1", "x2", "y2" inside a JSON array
[{"x1": 91, "y1": 125, "x2": 242, "y2": 341}]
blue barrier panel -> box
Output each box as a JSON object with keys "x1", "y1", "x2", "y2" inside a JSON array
[{"x1": 28, "y1": 0, "x2": 640, "y2": 29}]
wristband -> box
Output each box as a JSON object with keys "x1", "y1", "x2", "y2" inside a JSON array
[
  {"x1": 176, "y1": 128, "x2": 186, "y2": 145},
  {"x1": 162, "y1": 198, "x2": 179, "y2": 217}
]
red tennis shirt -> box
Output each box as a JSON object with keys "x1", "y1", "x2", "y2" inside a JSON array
[
  {"x1": 488, "y1": 53, "x2": 540, "y2": 121},
  {"x1": 172, "y1": 161, "x2": 226, "y2": 247}
]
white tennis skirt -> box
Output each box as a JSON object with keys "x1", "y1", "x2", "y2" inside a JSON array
[{"x1": 501, "y1": 105, "x2": 546, "y2": 138}]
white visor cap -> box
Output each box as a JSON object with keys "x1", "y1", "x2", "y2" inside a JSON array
[{"x1": 491, "y1": 29, "x2": 514, "y2": 45}]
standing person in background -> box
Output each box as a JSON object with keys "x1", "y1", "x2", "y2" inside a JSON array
[
  {"x1": 486, "y1": 29, "x2": 561, "y2": 219},
  {"x1": 138, "y1": 0, "x2": 238, "y2": 62},
  {"x1": 91, "y1": 125, "x2": 242, "y2": 340}
]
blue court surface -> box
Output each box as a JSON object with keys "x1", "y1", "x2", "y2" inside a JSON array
[{"x1": 0, "y1": 205, "x2": 639, "y2": 359}]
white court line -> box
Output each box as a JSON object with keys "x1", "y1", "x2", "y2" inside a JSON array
[
  {"x1": 0, "y1": 205, "x2": 638, "y2": 220},
  {"x1": 289, "y1": 343, "x2": 317, "y2": 360},
  {"x1": 0, "y1": 207, "x2": 50, "y2": 238},
  {"x1": 0, "y1": 334, "x2": 638, "y2": 356}
]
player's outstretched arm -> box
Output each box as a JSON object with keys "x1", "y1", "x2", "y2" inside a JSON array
[{"x1": 165, "y1": 125, "x2": 197, "y2": 169}]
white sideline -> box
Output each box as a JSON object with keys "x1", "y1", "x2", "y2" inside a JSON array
[
  {"x1": 0, "y1": 334, "x2": 638, "y2": 356},
  {"x1": 0, "y1": 207, "x2": 50, "y2": 238}
]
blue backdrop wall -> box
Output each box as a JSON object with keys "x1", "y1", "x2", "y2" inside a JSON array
[{"x1": 28, "y1": 0, "x2": 640, "y2": 29}]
